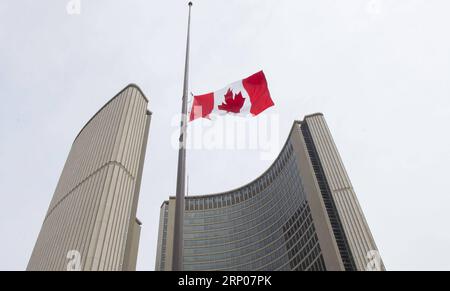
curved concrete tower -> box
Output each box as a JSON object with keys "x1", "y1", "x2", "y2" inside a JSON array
[
  {"x1": 27, "y1": 84, "x2": 151, "y2": 271},
  {"x1": 155, "y1": 114, "x2": 384, "y2": 271}
]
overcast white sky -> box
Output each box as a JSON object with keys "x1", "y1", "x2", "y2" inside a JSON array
[{"x1": 1, "y1": 0, "x2": 450, "y2": 271}]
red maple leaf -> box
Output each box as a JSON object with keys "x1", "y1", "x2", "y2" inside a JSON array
[{"x1": 218, "y1": 88, "x2": 245, "y2": 113}]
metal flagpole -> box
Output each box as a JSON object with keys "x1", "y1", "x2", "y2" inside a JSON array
[{"x1": 172, "y1": 1, "x2": 192, "y2": 271}]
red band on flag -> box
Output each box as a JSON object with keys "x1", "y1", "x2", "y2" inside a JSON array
[
  {"x1": 189, "y1": 92, "x2": 214, "y2": 121},
  {"x1": 242, "y1": 71, "x2": 274, "y2": 116}
]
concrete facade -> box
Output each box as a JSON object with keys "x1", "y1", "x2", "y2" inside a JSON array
[
  {"x1": 155, "y1": 113, "x2": 384, "y2": 271},
  {"x1": 27, "y1": 84, "x2": 151, "y2": 271}
]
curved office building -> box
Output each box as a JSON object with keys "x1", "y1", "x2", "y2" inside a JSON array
[
  {"x1": 155, "y1": 113, "x2": 384, "y2": 271},
  {"x1": 28, "y1": 84, "x2": 151, "y2": 271}
]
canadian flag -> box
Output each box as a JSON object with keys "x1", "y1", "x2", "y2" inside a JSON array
[{"x1": 189, "y1": 71, "x2": 274, "y2": 121}]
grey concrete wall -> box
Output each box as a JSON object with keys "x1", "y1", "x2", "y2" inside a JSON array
[
  {"x1": 27, "y1": 84, "x2": 150, "y2": 271},
  {"x1": 304, "y1": 114, "x2": 384, "y2": 271},
  {"x1": 290, "y1": 122, "x2": 345, "y2": 271}
]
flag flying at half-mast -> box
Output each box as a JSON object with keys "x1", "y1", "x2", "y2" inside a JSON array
[
  {"x1": 189, "y1": 70, "x2": 274, "y2": 121},
  {"x1": 173, "y1": 3, "x2": 273, "y2": 271}
]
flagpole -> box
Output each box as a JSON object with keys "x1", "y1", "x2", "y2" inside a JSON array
[{"x1": 172, "y1": 1, "x2": 192, "y2": 271}]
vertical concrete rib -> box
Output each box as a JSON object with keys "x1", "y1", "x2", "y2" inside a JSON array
[{"x1": 304, "y1": 114, "x2": 384, "y2": 271}]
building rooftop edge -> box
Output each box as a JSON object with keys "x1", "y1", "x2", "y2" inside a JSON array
[
  {"x1": 303, "y1": 112, "x2": 323, "y2": 119},
  {"x1": 164, "y1": 115, "x2": 321, "y2": 200},
  {"x1": 73, "y1": 83, "x2": 149, "y2": 142},
  {"x1": 160, "y1": 200, "x2": 169, "y2": 209}
]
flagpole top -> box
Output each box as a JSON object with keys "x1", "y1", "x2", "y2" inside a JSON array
[{"x1": 188, "y1": 2, "x2": 193, "y2": 6}]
